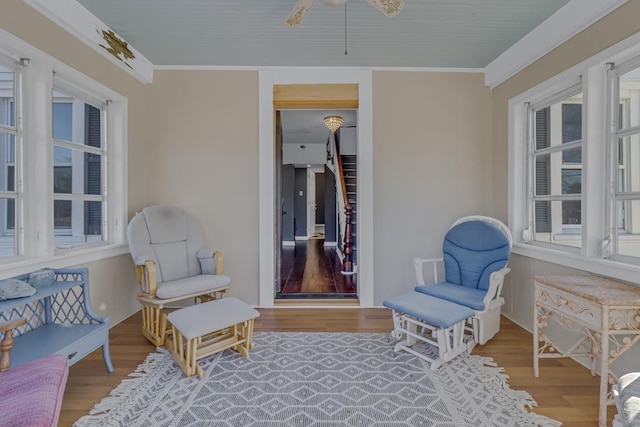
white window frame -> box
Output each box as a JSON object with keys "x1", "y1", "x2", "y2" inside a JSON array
[
  {"x1": 607, "y1": 57, "x2": 640, "y2": 264},
  {"x1": 0, "y1": 28, "x2": 128, "y2": 277},
  {"x1": 509, "y1": 30, "x2": 640, "y2": 284},
  {"x1": 0, "y1": 59, "x2": 19, "y2": 255},
  {"x1": 526, "y1": 83, "x2": 583, "y2": 251}
]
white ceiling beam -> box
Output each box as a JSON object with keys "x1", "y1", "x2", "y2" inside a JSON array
[
  {"x1": 484, "y1": 0, "x2": 628, "y2": 89},
  {"x1": 21, "y1": 0, "x2": 154, "y2": 84}
]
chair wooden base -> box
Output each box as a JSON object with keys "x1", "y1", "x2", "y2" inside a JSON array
[
  {"x1": 167, "y1": 319, "x2": 255, "y2": 378},
  {"x1": 165, "y1": 297, "x2": 259, "y2": 378},
  {"x1": 137, "y1": 287, "x2": 229, "y2": 347}
]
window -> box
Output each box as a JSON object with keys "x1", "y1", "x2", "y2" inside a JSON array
[
  {"x1": 0, "y1": 64, "x2": 16, "y2": 257},
  {"x1": 611, "y1": 62, "x2": 640, "y2": 259},
  {"x1": 529, "y1": 88, "x2": 583, "y2": 249},
  {"x1": 510, "y1": 32, "x2": 640, "y2": 282},
  {"x1": 52, "y1": 89, "x2": 105, "y2": 248},
  {"x1": 0, "y1": 39, "x2": 127, "y2": 270}
]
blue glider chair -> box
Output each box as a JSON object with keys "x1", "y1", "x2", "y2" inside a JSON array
[
  {"x1": 384, "y1": 216, "x2": 512, "y2": 368},
  {"x1": 413, "y1": 216, "x2": 512, "y2": 345}
]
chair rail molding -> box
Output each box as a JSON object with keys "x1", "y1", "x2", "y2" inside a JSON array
[
  {"x1": 484, "y1": 0, "x2": 628, "y2": 89},
  {"x1": 21, "y1": 0, "x2": 154, "y2": 84}
]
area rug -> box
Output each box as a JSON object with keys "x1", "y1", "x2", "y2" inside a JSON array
[{"x1": 74, "y1": 332, "x2": 560, "y2": 427}]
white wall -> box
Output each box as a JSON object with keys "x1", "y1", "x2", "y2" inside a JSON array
[
  {"x1": 373, "y1": 71, "x2": 492, "y2": 305},
  {"x1": 283, "y1": 143, "x2": 326, "y2": 165}
]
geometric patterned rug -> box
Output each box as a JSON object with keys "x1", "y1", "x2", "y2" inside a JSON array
[{"x1": 74, "y1": 332, "x2": 561, "y2": 427}]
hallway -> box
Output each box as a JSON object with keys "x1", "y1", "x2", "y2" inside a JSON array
[{"x1": 278, "y1": 237, "x2": 357, "y2": 297}]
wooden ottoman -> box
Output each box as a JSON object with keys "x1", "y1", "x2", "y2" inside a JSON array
[{"x1": 166, "y1": 297, "x2": 259, "y2": 378}]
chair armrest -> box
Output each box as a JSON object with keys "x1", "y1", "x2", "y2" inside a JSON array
[
  {"x1": 197, "y1": 249, "x2": 224, "y2": 275},
  {"x1": 134, "y1": 255, "x2": 154, "y2": 266},
  {"x1": 413, "y1": 257, "x2": 443, "y2": 286},
  {"x1": 135, "y1": 260, "x2": 158, "y2": 297},
  {"x1": 482, "y1": 267, "x2": 511, "y2": 308},
  {"x1": 0, "y1": 317, "x2": 27, "y2": 372}
]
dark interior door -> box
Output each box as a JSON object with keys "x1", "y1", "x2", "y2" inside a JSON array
[
  {"x1": 275, "y1": 111, "x2": 283, "y2": 293},
  {"x1": 315, "y1": 172, "x2": 325, "y2": 225},
  {"x1": 282, "y1": 164, "x2": 295, "y2": 242}
]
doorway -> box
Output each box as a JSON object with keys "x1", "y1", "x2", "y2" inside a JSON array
[
  {"x1": 276, "y1": 107, "x2": 357, "y2": 299},
  {"x1": 258, "y1": 71, "x2": 374, "y2": 308}
]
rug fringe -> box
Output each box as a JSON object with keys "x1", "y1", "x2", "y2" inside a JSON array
[
  {"x1": 73, "y1": 348, "x2": 173, "y2": 426},
  {"x1": 472, "y1": 354, "x2": 563, "y2": 426}
]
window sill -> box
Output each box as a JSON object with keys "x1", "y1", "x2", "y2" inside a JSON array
[
  {"x1": 512, "y1": 242, "x2": 640, "y2": 286},
  {"x1": 0, "y1": 243, "x2": 130, "y2": 279}
]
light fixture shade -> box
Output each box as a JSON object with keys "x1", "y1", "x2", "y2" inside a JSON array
[{"x1": 323, "y1": 115, "x2": 344, "y2": 133}]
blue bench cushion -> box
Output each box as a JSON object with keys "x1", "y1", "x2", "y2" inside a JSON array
[
  {"x1": 383, "y1": 292, "x2": 475, "y2": 329},
  {"x1": 415, "y1": 283, "x2": 486, "y2": 311}
]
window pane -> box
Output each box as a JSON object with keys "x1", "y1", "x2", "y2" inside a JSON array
[
  {"x1": 562, "y1": 200, "x2": 581, "y2": 225},
  {"x1": 54, "y1": 200, "x2": 71, "y2": 229},
  {"x1": 54, "y1": 166, "x2": 72, "y2": 194},
  {"x1": 534, "y1": 200, "x2": 582, "y2": 248},
  {"x1": 0, "y1": 132, "x2": 15, "y2": 192},
  {"x1": 53, "y1": 145, "x2": 102, "y2": 196},
  {"x1": 0, "y1": 197, "x2": 15, "y2": 256},
  {"x1": 53, "y1": 200, "x2": 103, "y2": 247},
  {"x1": 52, "y1": 90, "x2": 102, "y2": 148},
  {"x1": 534, "y1": 92, "x2": 583, "y2": 154},
  {"x1": 619, "y1": 67, "x2": 640, "y2": 130},
  {"x1": 84, "y1": 201, "x2": 102, "y2": 237},
  {"x1": 562, "y1": 169, "x2": 581, "y2": 194},
  {"x1": 0, "y1": 66, "x2": 15, "y2": 128},
  {"x1": 562, "y1": 104, "x2": 582, "y2": 144},
  {"x1": 535, "y1": 149, "x2": 582, "y2": 196},
  {"x1": 618, "y1": 135, "x2": 640, "y2": 193},
  {"x1": 617, "y1": 200, "x2": 640, "y2": 257}
]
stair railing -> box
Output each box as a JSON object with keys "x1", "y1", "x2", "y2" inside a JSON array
[{"x1": 332, "y1": 133, "x2": 354, "y2": 274}]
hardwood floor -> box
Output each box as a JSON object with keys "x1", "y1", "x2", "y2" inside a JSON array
[
  {"x1": 279, "y1": 238, "x2": 357, "y2": 295},
  {"x1": 60, "y1": 309, "x2": 614, "y2": 426}
]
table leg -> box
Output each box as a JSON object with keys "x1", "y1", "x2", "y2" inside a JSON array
[
  {"x1": 599, "y1": 311, "x2": 609, "y2": 427},
  {"x1": 533, "y1": 303, "x2": 540, "y2": 378}
]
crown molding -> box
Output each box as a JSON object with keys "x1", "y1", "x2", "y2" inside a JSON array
[
  {"x1": 154, "y1": 65, "x2": 484, "y2": 74},
  {"x1": 21, "y1": 0, "x2": 153, "y2": 84},
  {"x1": 484, "y1": 0, "x2": 628, "y2": 89}
]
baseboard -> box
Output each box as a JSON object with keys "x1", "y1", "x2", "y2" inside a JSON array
[
  {"x1": 282, "y1": 241, "x2": 296, "y2": 247},
  {"x1": 294, "y1": 236, "x2": 308, "y2": 241},
  {"x1": 324, "y1": 241, "x2": 337, "y2": 247}
]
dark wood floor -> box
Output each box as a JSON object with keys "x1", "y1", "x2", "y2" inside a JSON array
[
  {"x1": 60, "y1": 309, "x2": 615, "y2": 426},
  {"x1": 279, "y1": 238, "x2": 357, "y2": 295}
]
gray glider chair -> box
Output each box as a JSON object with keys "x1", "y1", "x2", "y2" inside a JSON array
[{"x1": 127, "y1": 206, "x2": 231, "y2": 346}]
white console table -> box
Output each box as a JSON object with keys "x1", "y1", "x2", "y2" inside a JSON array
[{"x1": 533, "y1": 275, "x2": 640, "y2": 427}]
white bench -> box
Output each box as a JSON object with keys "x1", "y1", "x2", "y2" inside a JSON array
[
  {"x1": 166, "y1": 297, "x2": 259, "y2": 378},
  {"x1": 383, "y1": 292, "x2": 476, "y2": 369}
]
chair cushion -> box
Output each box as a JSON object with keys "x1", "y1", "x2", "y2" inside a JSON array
[
  {"x1": 0, "y1": 353, "x2": 68, "y2": 427},
  {"x1": 415, "y1": 283, "x2": 486, "y2": 311},
  {"x1": 143, "y1": 205, "x2": 188, "y2": 244},
  {"x1": 443, "y1": 220, "x2": 510, "y2": 291},
  {"x1": 156, "y1": 274, "x2": 231, "y2": 299},
  {"x1": 383, "y1": 292, "x2": 474, "y2": 329},
  {"x1": 617, "y1": 372, "x2": 640, "y2": 427},
  {"x1": 168, "y1": 297, "x2": 260, "y2": 340}
]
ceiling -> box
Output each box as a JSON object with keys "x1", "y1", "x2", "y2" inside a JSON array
[
  {"x1": 69, "y1": 0, "x2": 569, "y2": 153},
  {"x1": 75, "y1": 0, "x2": 569, "y2": 69},
  {"x1": 281, "y1": 110, "x2": 357, "y2": 145}
]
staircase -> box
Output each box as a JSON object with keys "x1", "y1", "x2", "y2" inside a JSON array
[{"x1": 341, "y1": 154, "x2": 357, "y2": 267}]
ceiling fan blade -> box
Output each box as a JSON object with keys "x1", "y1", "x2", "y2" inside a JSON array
[
  {"x1": 365, "y1": 0, "x2": 404, "y2": 17},
  {"x1": 285, "y1": 0, "x2": 317, "y2": 27}
]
